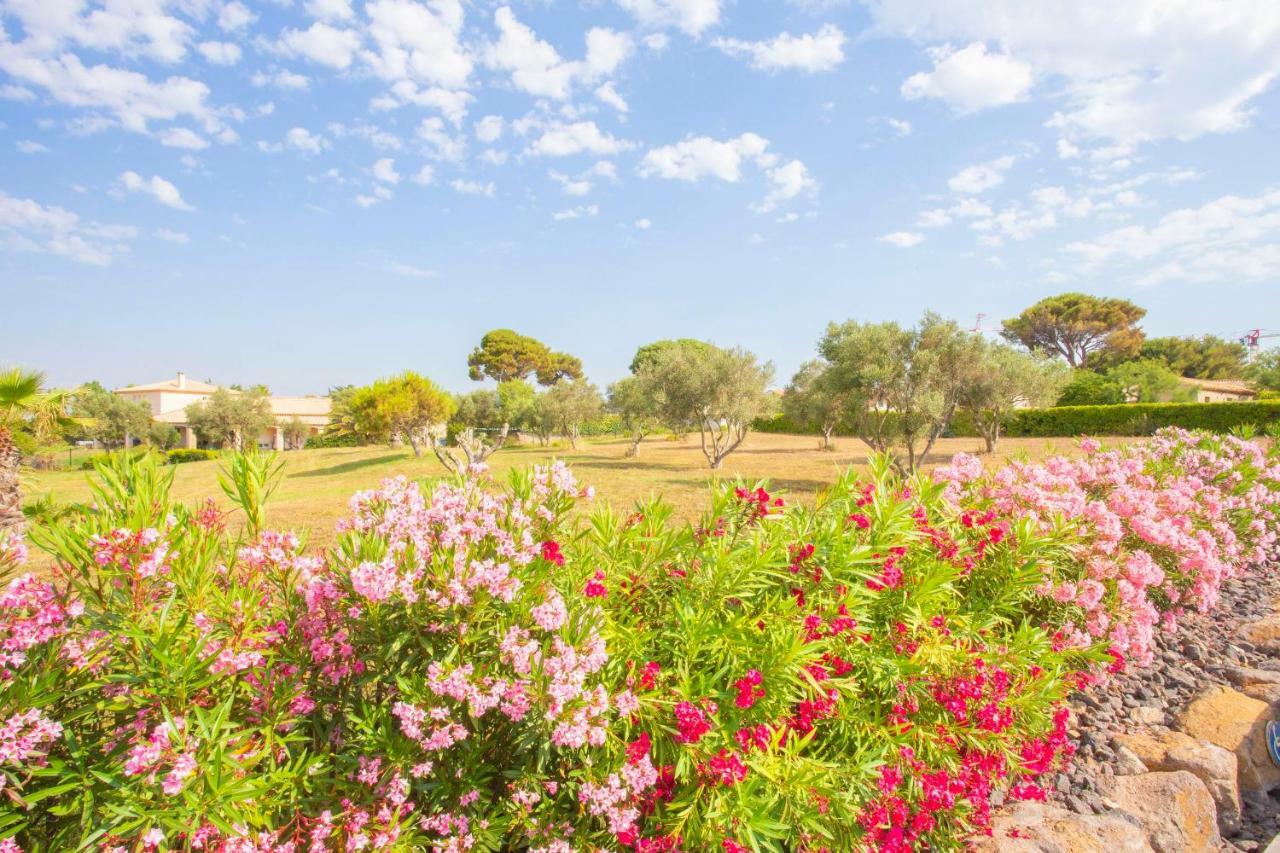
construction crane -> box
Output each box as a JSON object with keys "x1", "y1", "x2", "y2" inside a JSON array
[{"x1": 1241, "y1": 329, "x2": 1280, "y2": 358}]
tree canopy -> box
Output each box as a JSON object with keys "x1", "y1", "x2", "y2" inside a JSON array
[
  {"x1": 73, "y1": 386, "x2": 153, "y2": 448},
  {"x1": 1104, "y1": 359, "x2": 1196, "y2": 403},
  {"x1": 187, "y1": 387, "x2": 276, "y2": 451},
  {"x1": 607, "y1": 375, "x2": 662, "y2": 457},
  {"x1": 781, "y1": 360, "x2": 850, "y2": 449},
  {"x1": 346, "y1": 372, "x2": 455, "y2": 458},
  {"x1": 467, "y1": 330, "x2": 582, "y2": 386},
  {"x1": 820, "y1": 313, "x2": 985, "y2": 472},
  {"x1": 957, "y1": 344, "x2": 1069, "y2": 452},
  {"x1": 636, "y1": 343, "x2": 774, "y2": 469},
  {"x1": 628, "y1": 339, "x2": 714, "y2": 375},
  {"x1": 532, "y1": 379, "x2": 603, "y2": 448},
  {"x1": 1001, "y1": 293, "x2": 1146, "y2": 368}
]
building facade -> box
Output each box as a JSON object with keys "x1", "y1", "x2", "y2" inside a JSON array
[{"x1": 114, "y1": 372, "x2": 332, "y2": 449}]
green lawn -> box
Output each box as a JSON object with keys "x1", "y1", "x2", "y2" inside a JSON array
[{"x1": 22, "y1": 432, "x2": 1112, "y2": 561}]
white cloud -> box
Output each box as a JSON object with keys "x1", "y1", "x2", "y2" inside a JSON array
[
  {"x1": 0, "y1": 84, "x2": 36, "y2": 102},
  {"x1": 0, "y1": 190, "x2": 136, "y2": 265},
  {"x1": 252, "y1": 69, "x2": 310, "y2": 90},
  {"x1": 117, "y1": 171, "x2": 194, "y2": 211},
  {"x1": 870, "y1": 1, "x2": 1280, "y2": 144},
  {"x1": 219, "y1": 2, "x2": 257, "y2": 31},
  {"x1": 947, "y1": 155, "x2": 1016, "y2": 194},
  {"x1": 751, "y1": 160, "x2": 819, "y2": 213},
  {"x1": 355, "y1": 185, "x2": 394, "y2": 207},
  {"x1": 526, "y1": 121, "x2": 632, "y2": 157},
  {"x1": 412, "y1": 165, "x2": 435, "y2": 185},
  {"x1": 553, "y1": 204, "x2": 600, "y2": 220},
  {"x1": 595, "y1": 82, "x2": 628, "y2": 113},
  {"x1": 158, "y1": 127, "x2": 208, "y2": 149},
  {"x1": 474, "y1": 115, "x2": 504, "y2": 143},
  {"x1": 1062, "y1": 188, "x2": 1280, "y2": 287},
  {"x1": 306, "y1": 0, "x2": 355, "y2": 21},
  {"x1": 390, "y1": 262, "x2": 435, "y2": 278},
  {"x1": 361, "y1": 0, "x2": 473, "y2": 90},
  {"x1": 451, "y1": 178, "x2": 496, "y2": 197},
  {"x1": 643, "y1": 33, "x2": 670, "y2": 52},
  {"x1": 550, "y1": 171, "x2": 592, "y2": 196},
  {"x1": 417, "y1": 117, "x2": 466, "y2": 162},
  {"x1": 154, "y1": 228, "x2": 189, "y2": 243},
  {"x1": 485, "y1": 8, "x2": 632, "y2": 101},
  {"x1": 279, "y1": 22, "x2": 362, "y2": 69},
  {"x1": 285, "y1": 127, "x2": 329, "y2": 154},
  {"x1": 617, "y1": 0, "x2": 722, "y2": 36},
  {"x1": 712, "y1": 24, "x2": 846, "y2": 73},
  {"x1": 638, "y1": 132, "x2": 772, "y2": 182},
  {"x1": 901, "y1": 42, "x2": 1033, "y2": 113},
  {"x1": 634, "y1": 217, "x2": 652, "y2": 229},
  {"x1": 372, "y1": 158, "x2": 400, "y2": 184},
  {"x1": 16, "y1": 140, "x2": 48, "y2": 154},
  {"x1": 886, "y1": 117, "x2": 912, "y2": 136},
  {"x1": 198, "y1": 41, "x2": 242, "y2": 65},
  {"x1": 878, "y1": 231, "x2": 924, "y2": 247}
]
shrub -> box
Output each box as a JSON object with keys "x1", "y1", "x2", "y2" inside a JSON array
[
  {"x1": 0, "y1": 430, "x2": 1275, "y2": 851},
  {"x1": 166, "y1": 448, "x2": 219, "y2": 464},
  {"x1": 306, "y1": 431, "x2": 362, "y2": 448},
  {"x1": 1003, "y1": 400, "x2": 1280, "y2": 436}
]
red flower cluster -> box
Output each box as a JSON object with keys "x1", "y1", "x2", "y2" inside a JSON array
[
  {"x1": 734, "y1": 486, "x2": 783, "y2": 519},
  {"x1": 701, "y1": 749, "x2": 748, "y2": 786},
  {"x1": 866, "y1": 547, "x2": 907, "y2": 592},
  {"x1": 732, "y1": 670, "x2": 764, "y2": 709},
  {"x1": 584, "y1": 570, "x2": 607, "y2": 598},
  {"x1": 540, "y1": 540, "x2": 565, "y2": 567},
  {"x1": 673, "y1": 700, "x2": 714, "y2": 744}
]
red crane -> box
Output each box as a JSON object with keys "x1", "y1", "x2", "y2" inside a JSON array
[{"x1": 1241, "y1": 329, "x2": 1280, "y2": 356}]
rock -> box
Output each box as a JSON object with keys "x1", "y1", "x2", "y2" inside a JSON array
[
  {"x1": 1115, "y1": 730, "x2": 1242, "y2": 835},
  {"x1": 1244, "y1": 682, "x2": 1280, "y2": 706},
  {"x1": 971, "y1": 801, "x2": 1153, "y2": 853},
  {"x1": 1226, "y1": 666, "x2": 1280, "y2": 688},
  {"x1": 1179, "y1": 685, "x2": 1280, "y2": 796},
  {"x1": 1114, "y1": 745, "x2": 1150, "y2": 776},
  {"x1": 1130, "y1": 706, "x2": 1166, "y2": 726},
  {"x1": 1110, "y1": 771, "x2": 1221, "y2": 853},
  {"x1": 1240, "y1": 615, "x2": 1280, "y2": 654}
]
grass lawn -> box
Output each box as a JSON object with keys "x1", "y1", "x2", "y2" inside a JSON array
[{"x1": 21, "y1": 432, "x2": 1116, "y2": 562}]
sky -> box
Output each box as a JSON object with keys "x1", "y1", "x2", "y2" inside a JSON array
[{"x1": 1, "y1": 0, "x2": 1279, "y2": 396}]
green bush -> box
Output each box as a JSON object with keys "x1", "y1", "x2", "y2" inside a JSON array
[
  {"x1": 166, "y1": 448, "x2": 220, "y2": 464},
  {"x1": 304, "y1": 431, "x2": 361, "y2": 448},
  {"x1": 1001, "y1": 400, "x2": 1280, "y2": 436}
]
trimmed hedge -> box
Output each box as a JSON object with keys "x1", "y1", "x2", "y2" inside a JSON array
[
  {"x1": 754, "y1": 401, "x2": 1280, "y2": 439},
  {"x1": 304, "y1": 431, "x2": 361, "y2": 448},
  {"x1": 167, "y1": 448, "x2": 220, "y2": 464}
]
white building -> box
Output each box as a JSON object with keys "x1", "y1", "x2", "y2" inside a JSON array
[{"x1": 114, "y1": 372, "x2": 331, "y2": 450}]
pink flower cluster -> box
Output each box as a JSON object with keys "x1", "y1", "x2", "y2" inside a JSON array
[{"x1": 0, "y1": 571, "x2": 76, "y2": 676}]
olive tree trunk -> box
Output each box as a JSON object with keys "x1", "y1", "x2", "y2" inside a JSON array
[{"x1": 0, "y1": 427, "x2": 25, "y2": 537}]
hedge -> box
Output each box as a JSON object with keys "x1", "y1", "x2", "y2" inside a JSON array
[
  {"x1": 166, "y1": 448, "x2": 220, "y2": 464},
  {"x1": 754, "y1": 400, "x2": 1280, "y2": 439}
]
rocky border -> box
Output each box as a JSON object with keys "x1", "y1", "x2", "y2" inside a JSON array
[{"x1": 974, "y1": 569, "x2": 1280, "y2": 853}]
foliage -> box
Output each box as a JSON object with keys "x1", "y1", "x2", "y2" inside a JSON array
[
  {"x1": 529, "y1": 379, "x2": 604, "y2": 449},
  {"x1": 305, "y1": 431, "x2": 362, "y2": 449},
  {"x1": 956, "y1": 344, "x2": 1068, "y2": 452},
  {"x1": 781, "y1": 359, "x2": 851, "y2": 450},
  {"x1": 467, "y1": 330, "x2": 583, "y2": 386},
  {"x1": 628, "y1": 339, "x2": 714, "y2": 375},
  {"x1": 347, "y1": 372, "x2": 455, "y2": 458},
  {"x1": 1055, "y1": 371, "x2": 1125, "y2": 406},
  {"x1": 608, "y1": 376, "x2": 662, "y2": 457},
  {"x1": 1092, "y1": 335, "x2": 1249, "y2": 379},
  {"x1": 71, "y1": 386, "x2": 153, "y2": 449},
  {"x1": 1000, "y1": 400, "x2": 1280, "y2": 436},
  {"x1": 167, "y1": 448, "x2": 219, "y2": 464},
  {"x1": 1001, "y1": 293, "x2": 1146, "y2": 368},
  {"x1": 187, "y1": 387, "x2": 275, "y2": 451},
  {"x1": 1103, "y1": 359, "x2": 1196, "y2": 403},
  {"x1": 451, "y1": 389, "x2": 502, "y2": 433},
  {"x1": 216, "y1": 447, "x2": 284, "y2": 537},
  {"x1": 282, "y1": 417, "x2": 311, "y2": 450},
  {"x1": 0, "y1": 369, "x2": 75, "y2": 447},
  {"x1": 2, "y1": 430, "x2": 1276, "y2": 851},
  {"x1": 1248, "y1": 348, "x2": 1280, "y2": 392},
  {"x1": 636, "y1": 343, "x2": 775, "y2": 469},
  {"x1": 819, "y1": 313, "x2": 985, "y2": 472},
  {"x1": 148, "y1": 422, "x2": 181, "y2": 450}
]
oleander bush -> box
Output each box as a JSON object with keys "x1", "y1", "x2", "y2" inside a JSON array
[{"x1": 0, "y1": 428, "x2": 1276, "y2": 852}]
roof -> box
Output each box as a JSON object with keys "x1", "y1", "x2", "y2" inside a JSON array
[
  {"x1": 1179, "y1": 377, "x2": 1258, "y2": 397},
  {"x1": 116, "y1": 376, "x2": 220, "y2": 394},
  {"x1": 269, "y1": 396, "x2": 332, "y2": 417}
]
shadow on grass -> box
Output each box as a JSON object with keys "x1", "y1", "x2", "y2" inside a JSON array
[{"x1": 291, "y1": 454, "x2": 407, "y2": 478}]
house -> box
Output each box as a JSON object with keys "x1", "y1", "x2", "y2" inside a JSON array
[
  {"x1": 114, "y1": 372, "x2": 332, "y2": 449},
  {"x1": 1177, "y1": 377, "x2": 1259, "y2": 403}
]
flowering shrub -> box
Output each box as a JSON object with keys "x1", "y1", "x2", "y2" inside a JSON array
[{"x1": 0, "y1": 429, "x2": 1275, "y2": 851}]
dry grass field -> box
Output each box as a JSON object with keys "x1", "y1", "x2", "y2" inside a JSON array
[{"x1": 20, "y1": 432, "x2": 1124, "y2": 562}]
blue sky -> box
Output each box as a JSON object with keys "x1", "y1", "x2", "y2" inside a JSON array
[{"x1": 2, "y1": 0, "x2": 1279, "y2": 395}]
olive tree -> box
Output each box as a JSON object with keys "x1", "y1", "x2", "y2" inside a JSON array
[
  {"x1": 534, "y1": 379, "x2": 603, "y2": 449},
  {"x1": 782, "y1": 360, "x2": 849, "y2": 450},
  {"x1": 640, "y1": 343, "x2": 774, "y2": 469},
  {"x1": 608, "y1": 375, "x2": 662, "y2": 458},
  {"x1": 957, "y1": 344, "x2": 1069, "y2": 453},
  {"x1": 820, "y1": 313, "x2": 984, "y2": 473},
  {"x1": 187, "y1": 387, "x2": 275, "y2": 451},
  {"x1": 73, "y1": 387, "x2": 152, "y2": 448},
  {"x1": 347, "y1": 372, "x2": 455, "y2": 458}
]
